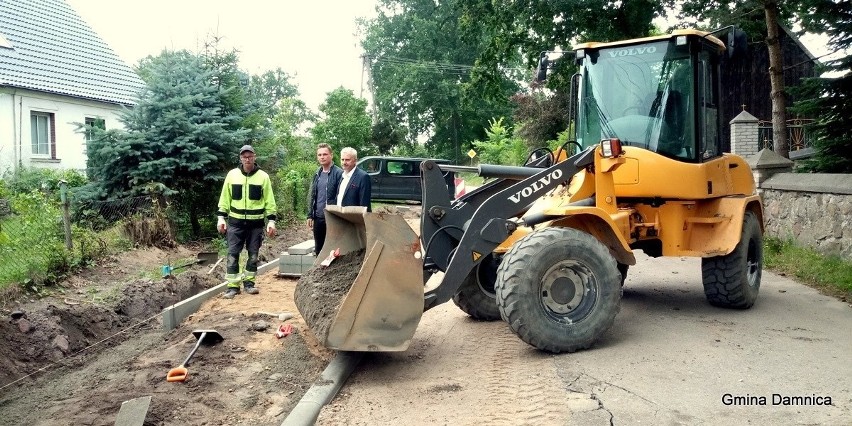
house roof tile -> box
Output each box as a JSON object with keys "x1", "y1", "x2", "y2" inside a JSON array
[{"x1": 0, "y1": 0, "x2": 144, "y2": 106}]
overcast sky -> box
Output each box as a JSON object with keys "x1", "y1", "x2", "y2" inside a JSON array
[
  {"x1": 66, "y1": 0, "x2": 378, "y2": 112},
  {"x1": 66, "y1": 0, "x2": 836, "y2": 113}
]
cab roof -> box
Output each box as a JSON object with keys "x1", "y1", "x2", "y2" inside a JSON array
[{"x1": 573, "y1": 29, "x2": 725, "y2": 52}]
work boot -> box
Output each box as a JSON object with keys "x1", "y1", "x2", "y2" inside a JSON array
[
  {"x1": 243, "y1": 281, "x2": 259, "y2": 295},
  {"x1": 222, "y1": 287, "x2": 240, "y2": 299}
]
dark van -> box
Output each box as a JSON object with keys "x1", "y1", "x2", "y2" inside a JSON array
[{"x1": 357, "y1": 156, "x2": 455, "y2": 202}]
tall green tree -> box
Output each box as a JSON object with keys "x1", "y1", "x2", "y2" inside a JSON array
[
  {"x1": 272, "y1": 96, "x2": 316, "y2": 162},
  {"x1": 198, "y1": 36, "x2": 307, "y2": 167},
  {"x1": 310, "y1": 87, "x2": 372, "y2": 157},
  {"x1": 370, "y1": 118, "x2": 407, "y2": 155},
  {"x1": 510, "y1": 91, "x2": 573, "y2": 148},
  {"x1": 84, "y1": 50, "x2": 248, "y2": 237},
  {"x1": 455, "y1": 0, "x2": 671, "y2": 144},
  {"x1": 361, "y1": 0, "x2": 517, "y2": 162},
  {"x1": 250, "y1": 69, "x2": 313, "y2": 168},
  {"x1": 677, "y1": 0, "x2": 809, "y2": 157},
  {"x1": 200, "y1": 40, "x2": 273, "y2": 153},
  {"x1": 472, "y1": 117, "x2": 528, "y2": 166},
  {"x1": 791, "y1": 0, "x2": 852, "y2": 172}
]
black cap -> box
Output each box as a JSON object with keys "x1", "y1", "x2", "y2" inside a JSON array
[{"x1": 240, "y1": 145, "x2": 255, "y2": 154}]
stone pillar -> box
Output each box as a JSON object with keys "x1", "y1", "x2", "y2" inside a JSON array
[
  {"x1": 748, "y1": 148, "x2": 794, "y2": 190},
  {"x1": 730, "y1": 110, "x2": 759, "y2": 157}
]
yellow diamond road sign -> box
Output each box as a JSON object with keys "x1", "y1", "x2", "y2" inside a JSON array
[{"x1": 467, "y1": 149, "x2": 477, "y2": 159}]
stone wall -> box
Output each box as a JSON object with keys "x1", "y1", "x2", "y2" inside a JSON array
[
  {"x1": 739, "y1": 114, "x2": 851, "y2": 261},
  {"x1": 760, "y1": 173, "x2": 852, "y2": 260}
]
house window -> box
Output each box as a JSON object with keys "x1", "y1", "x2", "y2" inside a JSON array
[
  {"x1": 85, "y1": 117, "x2": 106, "y2": 143},
  {"x1": 31, "y1": 112, "x2": 55, "y2": 158}
]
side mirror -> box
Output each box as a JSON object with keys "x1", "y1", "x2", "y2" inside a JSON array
[
  {"x1": 727, "y1": 28, "x2": 748, "y2": 59},
  {"x1": 534, "y1": 52, "x2": 550, "y2": 83}
]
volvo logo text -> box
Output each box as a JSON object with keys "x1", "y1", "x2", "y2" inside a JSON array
[
  {"x1": 508, "y1": 170, "x2": 563, "y2": 203},
  {"x1": 607, "y1": 46, "x2": 657, "y2": 57}
]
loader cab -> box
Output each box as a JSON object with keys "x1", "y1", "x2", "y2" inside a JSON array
[{"x1": 573, "y1": 30, "x2": 726, "y2": 162}]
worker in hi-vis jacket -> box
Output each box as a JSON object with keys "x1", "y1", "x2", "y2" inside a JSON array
[{"x1": 217, "y1": 145, "x2": 277, "y2": 299}]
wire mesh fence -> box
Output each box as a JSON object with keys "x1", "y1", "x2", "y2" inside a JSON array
[{"x1": 0, "y1": 189, "x2": 160, "y2": 289}]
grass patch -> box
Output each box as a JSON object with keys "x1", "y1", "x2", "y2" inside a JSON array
[
  {"x1": 764, "y1": 237, "x2": 852, "y2": 302},
  {"x1": 0, "y1": 216, "x2": 132, "y2": 293}
]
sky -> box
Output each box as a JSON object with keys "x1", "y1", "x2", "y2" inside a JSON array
[
  {"x1": 65, "y1": 0, "x2": 379, "y2": 112},
  {"x1": 66, "y1": 0, "x2": 838, "y2": 114}
]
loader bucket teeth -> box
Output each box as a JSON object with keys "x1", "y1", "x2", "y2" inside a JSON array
[{"x1": 295, "y1": 205, "x2": 424, "y2": 352}]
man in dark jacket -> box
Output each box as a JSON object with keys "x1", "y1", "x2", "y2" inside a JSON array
[
  {"x1": 307, "y1": 143, "x2": 342, "y2": 256},
  {"x1": 336, "y1": 147, "x2": 372, "y2": 211}
]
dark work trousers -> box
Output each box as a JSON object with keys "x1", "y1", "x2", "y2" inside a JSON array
[
  {"x1": 313, "y1": 218, "x2": 327, "y2": 256},
  {"x1": 226, "y1": 219, "x2": 264, "y2": 287}
]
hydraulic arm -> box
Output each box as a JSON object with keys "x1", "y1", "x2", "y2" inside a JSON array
[{"x1": 419, "y1": 147, "x2": 596, "y2": 311}]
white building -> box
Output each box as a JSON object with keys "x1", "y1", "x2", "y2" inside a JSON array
[{"x1": 0, "y1": 0, "x2": 144, "y2": 174}]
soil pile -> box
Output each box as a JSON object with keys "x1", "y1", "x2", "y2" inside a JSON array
[
  {"x1": 294, "y1": 250, "x2": 365, "y2": 343},
  {"x1": 0, "y1": 209, "x2": 422, "y2": 425},
  {"x1": 0, "y1": 271, "x2": 220, "y2": 388},
  {"x1": 0, "y1": 225, "x2": 336, "y2": 425},
  {"x1": 0, "y1": 271, "x2": 333, "y2": 426}
]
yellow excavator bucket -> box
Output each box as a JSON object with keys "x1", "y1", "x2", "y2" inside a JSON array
[{"x1": 296, "y1": 205, "x2": 424, "y2": 352}]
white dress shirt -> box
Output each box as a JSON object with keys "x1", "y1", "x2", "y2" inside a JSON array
[{"x1": 337, "y1": 168, "x2": 354, "y2": 205}]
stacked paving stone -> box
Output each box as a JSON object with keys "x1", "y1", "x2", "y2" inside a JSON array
[{"x1": 279, "y1": 240, "x2": 317, "y2": 277}]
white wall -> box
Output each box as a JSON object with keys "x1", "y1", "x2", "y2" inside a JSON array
[{"x1": 0, "y1": 88, "x2": 129, "y2": 175}]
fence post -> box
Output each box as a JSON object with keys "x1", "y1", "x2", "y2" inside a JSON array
[
  {"x1": 59, "y1": 180, "x2": 72, "y2": 250},
  {"x1": 730, "y1": 110, "x2": 759, "y2": 157}
]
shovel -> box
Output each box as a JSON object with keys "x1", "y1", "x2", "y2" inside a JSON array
[
  {"x1": 166, "y1": 329, "x2": 224, "y2": 382},
  {"x1": 162, "y1": 252, "x2": 219, "y2": 277}
]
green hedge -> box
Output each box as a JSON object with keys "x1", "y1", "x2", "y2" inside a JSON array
[{"x1": 274, "y1": 160, "x2": 316, "y2": 224}]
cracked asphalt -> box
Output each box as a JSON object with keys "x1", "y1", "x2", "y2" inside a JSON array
[{"x1": 315, "y1": 254, "x2": 851, "y2": 425}]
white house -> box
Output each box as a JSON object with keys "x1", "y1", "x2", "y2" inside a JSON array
[{"x1": 0, "y1": 0, "x2": 144, "y2": 174}]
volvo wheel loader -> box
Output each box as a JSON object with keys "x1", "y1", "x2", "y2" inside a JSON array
[{"x1": 295, "y1": 28, "x2": 764, "y2": 354}]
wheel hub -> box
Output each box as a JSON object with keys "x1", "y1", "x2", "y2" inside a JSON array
[{"x1": 540, "y1": 261, "x2": 597, "y2": 320}]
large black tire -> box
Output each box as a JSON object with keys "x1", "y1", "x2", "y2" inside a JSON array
[
  {"x1": 495, "y1": 227, "x2": 622, "y2": 353},
  {"x1": 702, "y1": 210, "x2": 763, "y2": 309},
  {"x1": 452, "y1": 254, "x2": 501, "y2": 320}
]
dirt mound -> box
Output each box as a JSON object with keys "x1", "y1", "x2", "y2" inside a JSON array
[
  {"x1": 294, "y1": 250, "x2": 365, "y2": 342},
  {"x1": 0, "y1": 271, "x2": 221, "y2": 389},
  {"x1": 0, "y1": 224, "x2": 328, "y2": 425},
  {"x1": 0, "y1": 301, "x2": 128, "y2": 387},
  {"x1": 114, "y1": 273, "x2": 220, "y2": 318},
  {"x1": 0, "y1": 271, "x2": 333, "y2": 425}
]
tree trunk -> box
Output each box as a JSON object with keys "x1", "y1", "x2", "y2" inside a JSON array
[{"x1": 764, "y1": 0, "x2": 789, "y2": 158}]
